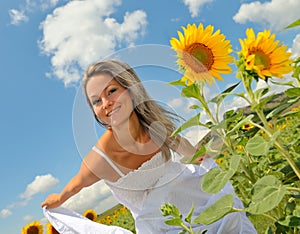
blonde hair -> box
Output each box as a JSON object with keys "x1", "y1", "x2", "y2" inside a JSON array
[{"x1": 82, "y1": 59, "x2": 180, "y2": 158}]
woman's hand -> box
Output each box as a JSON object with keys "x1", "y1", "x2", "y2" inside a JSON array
[{"x1": 41, "y1": 193, "x2": 63, "y2": 209}]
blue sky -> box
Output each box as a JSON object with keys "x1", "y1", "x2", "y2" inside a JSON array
[{"x1": 1, "y1": 0, "x2": 300, "y2": 233}]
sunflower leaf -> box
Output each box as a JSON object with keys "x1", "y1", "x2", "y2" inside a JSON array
[
  {"x1": 171, "y1": 113, "x2": 201, "y2": 137},
  {"x1": 285, "y1": 87, "x2": 300, "y2": 97},
  {"x1": 252, "y1": 94, "x2": 274, "y2": 111},
  {"x1": 245, "y1": 135, "x2": 270, "y2": 156},
  {"x1": 284, "y1": 18, "x2": 300, "y2": 30},
  {"x1": 168, "y1": 79, "x2": 186, "y2": 86},
  {"x1": 246, "y1": 175, "x2": 287, "y2": 214},
  {"x1": 226, "y1": 114, "x2": 254, "y2": 135},
  {"x1": 181, "y1": 84, "x2": 201, "y2": 100},
  {"x1": 193, "y1": 194, "x2": 234, "y2": 225},
  {"x1": 210, "y1": 82, "x2": 240, "y2": 104}
]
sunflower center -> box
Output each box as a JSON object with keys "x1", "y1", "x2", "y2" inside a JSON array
[
  {"x1": 86, "y1": 213, "x2": 95, "y2": 220},
  {"x1": 252, "y1": 50, "x2": 270, "y2": 69},
  {"x1": 27, "y1": 226, "x2": 39, "y2": 234},
  {"x1": 183, "y1": 43, "x2": 214, "y2": 72}
]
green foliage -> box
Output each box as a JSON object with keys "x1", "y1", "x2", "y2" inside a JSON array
[
  {"x1": 162, "y1": 19, "x2": 300, "y2": 234},
  {"x1": 193, "y1": 194, "x2": 234, "y2": 225}
]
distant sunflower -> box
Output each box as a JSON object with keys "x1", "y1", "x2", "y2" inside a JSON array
[
  {"x1": 22, "y1": 221, "x2": 43, "y2": 234},
  {"x1": 239, "y1": 28, "x2": 293, "y2": 80},
  {"x1": 83, "y1": 209, "x2": 97, "y2": 222},
  {"x1": 46, "y1": 222, "x2": 59, "y2": 234},
  {"x1": 170, "y1": 23, "x2": 233, "y2": 85}
]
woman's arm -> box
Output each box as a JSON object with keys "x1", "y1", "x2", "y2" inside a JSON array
[
  {"x1": 41, "y1": 159, "x2": 101, "y2": 209},
  {"x1": 170, "y1": 135, "x2": 205, "y2": 163}
]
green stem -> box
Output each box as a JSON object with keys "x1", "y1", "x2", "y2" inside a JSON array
[
  {"x1": 180, "y1": 222, "x2": 194, "y2": 234},
  {"x1": 198, "y1": 91, "x2": 235, "y2": 153},
  {"x1": 259, "y1": 213, "x2": 278, "y2": 223},
  {"x1": 239, "y1": 160, "x2": 256, "y2": 183},
  {"x1": 286, "y1": 187, "x2": 300, "y2": 192},
  {"x1": 241, "y1": 72, "x2": 300, "y2": 180}
]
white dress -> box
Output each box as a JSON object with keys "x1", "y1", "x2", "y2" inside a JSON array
[{"x1": 43, "y1": 147, "x2": 257, "y2": 234}]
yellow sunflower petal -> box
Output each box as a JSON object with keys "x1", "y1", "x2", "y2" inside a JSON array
[
  {"x1": 170, "y1": 23, "x2": 233, "y2": 84},
  {"x1": 238, "y1": 28, "x2": 293, "y2": 79}
]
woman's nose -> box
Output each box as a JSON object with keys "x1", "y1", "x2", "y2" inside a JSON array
[{"x1": 102, "y1": 97, "x2": 112, "y2": 109}]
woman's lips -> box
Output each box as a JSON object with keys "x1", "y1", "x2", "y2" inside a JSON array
[{"x1": 107, "y1": 106, "x2": 121, "y2": 117}]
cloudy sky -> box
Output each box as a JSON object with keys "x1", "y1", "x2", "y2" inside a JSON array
[{"x1": 1, "y1": 0, "x2": 300, "y2": 233}]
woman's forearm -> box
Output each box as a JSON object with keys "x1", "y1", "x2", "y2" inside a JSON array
[{"x1": 59, "y1": 175, "x2": 84, "y2": 203}]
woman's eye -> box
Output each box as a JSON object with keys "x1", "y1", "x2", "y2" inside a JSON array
[
  {"x1": 108, "y1": 88, "x2": 118, "y2": 95},
  {"x1": 92, "y1": 99, "x2": 101, "y2": 106}
]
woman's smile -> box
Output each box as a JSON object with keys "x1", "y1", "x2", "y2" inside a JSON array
[{"x1": 107, "y1": 106, "x2": 121, "y2": 117}]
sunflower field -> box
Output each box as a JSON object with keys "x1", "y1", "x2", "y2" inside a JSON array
[
  {"x1": 160, "y1": 19, "x2": 300, "y2": 234},
  {"x1": 23, "y1": 19, "x2": 300, "y2": 234}
]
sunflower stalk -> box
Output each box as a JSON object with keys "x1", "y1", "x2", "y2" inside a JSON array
[
  {"x1": 241, "y1": 72, "x2": 300, "y2": 180},
  {"x1": 195, "y1": 81, "x2": 235, "y2": 153}
]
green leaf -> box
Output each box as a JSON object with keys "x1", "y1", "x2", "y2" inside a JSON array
[
  {"x1": 284, "y1": 18, "x2": 300, "y2": 30},
  {"x1": 186, "y1": 146, "x2": 206, "y2": 164},
  {"x1": 201, "y1": 159, "x2": 239, "y2": 194},
  {"x1": 168, "y1": 79, "x2": 186, "y2": 86},
  {"x1": 226, "y1": 114, "x2": 254, "y2": 135},
  {"x1": 292, "y1": 64, "x2": 300, "y2": 79},
  {"x1": 266, "y1": 103, "x2": 292, "y2": 119},
  {"x1": 185, "y1": 204, "x2": 194, "y2": 223},
  {"x1": 171, "y1": 113, "x2": 201, "y2": 137},
  {"x1": 164, "y1": 217, "x2": 183, "y2": 226},
  {"x1": 229, "y1": 154, "x2": 241, "y2": 171},
  {"x1": 264, "y1": 227, "x2": 273, "y2": 234},
  {"x1": 189, "y1": 104, "x2": 201, "y2": 109},
  {"x1": 252, "y1": 94, "x2": 274, "y2": 111},
  {"x1": 285, "y1": 87, "x2": 300, "y2": 97},
  {"x1": 181, "y1": 83, "x2": 200, "y2": 100},
  {"x1": 245, "y1": 135, "x2": 270, "y2": 156},
  {"x1": 246, "y1": 175, "x2": 287, "y2": 214},
  {"x1": 278, "y1": 216, "x2": 300, "y2": 227},
  {"x1": 193, "y1": 194, "x2": 234, "y2": 225},
  {"x1": 254, "y1": 87, "x2": 270, "y2": 101},
  {"x1": 210, "y1": 82, "x2": 240, "y2": 104},
  {"x1": 270, "y1": 80, "x2": 296, "y2": 87}
]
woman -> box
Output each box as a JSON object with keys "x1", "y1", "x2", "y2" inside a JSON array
[{"x1": 42, "y1": 59, "x2": 257, "y2": 233}]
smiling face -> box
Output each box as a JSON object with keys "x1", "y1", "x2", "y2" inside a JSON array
[{"x1": 86, "y1": 73, "x2": 134, "y2": 127}]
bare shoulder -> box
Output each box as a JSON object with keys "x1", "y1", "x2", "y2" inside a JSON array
[
  {"x1": 82, "y1": 131, "x2": 112, "y2": 178},
  {"x1": 95, "y1": 129, "x2": 116, "y2": 152}
]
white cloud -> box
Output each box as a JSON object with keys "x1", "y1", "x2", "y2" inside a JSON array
[
  {"x1": 39, "y1": 0, "x2": 148, "y2": 86},
  {"x1": 20, "y1": 174, "x2": 59, "y2": 202},
  {"x1": 255, "y1": 75, "x2": 297, "y2": 95},
  {"x1": 63, "y1": 181, "x2": 117, "y2": 214},
  {"x1": 182, "y1": 0, "x2": 213, "y2": 18},
  {"x1": 8, "y1": 0, "x2": 58, "y2": 25},
  {"x1": 23, "y1": 215, "x2": 33, "y2": 221},
  {"x1": 0, "y1": 209, "x2": 12, "y2": 218},
  {"x1": 167, "y1": 98, "x2": 183, "y2": 109},
  {"x1": 184, "y1": 126, "x2": 210, "y2": 146},
  {"x1": 233, "y1": 0, "x2": 300, "y2": 30},
  {"x1": 9, "y1": 9, "x2": 28, "y2": 25},
  {"x1": 291, "y1": 34, "x2": 300, "y2": 58}
]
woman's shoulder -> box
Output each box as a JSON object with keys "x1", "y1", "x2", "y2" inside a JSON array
[{"x1": 96, "y1": 130, "x2": 115, "y2": 151}]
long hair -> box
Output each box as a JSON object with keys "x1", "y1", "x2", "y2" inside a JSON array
[{"x1": 82, "y1": 59, "x2": 180, "y2": 158}]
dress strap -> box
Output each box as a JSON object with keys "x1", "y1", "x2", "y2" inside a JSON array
[{"x1": 92, "y1": 146, "x2": 125, "y2": 177}]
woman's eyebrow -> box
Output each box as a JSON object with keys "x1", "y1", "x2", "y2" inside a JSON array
[{"x1": 89, "y1": 85, "x2": 112, "y2": 99}]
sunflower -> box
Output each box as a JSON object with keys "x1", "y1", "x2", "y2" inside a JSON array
[
  {"x1": 170, "y1": 23, "x2": 233, "y2": 85},
  {"x1": 82, "y1": 209, "x2": 97, "y2": 222},
  {"x1": 22, "y1": 220, "x2": 43, "y2": 234},
  {"x1": 238, "y1": 28, "x2": 293, "y2": 80},
  {"x1": 46, "y1": 222, "x2": 59, "y2": 234}
]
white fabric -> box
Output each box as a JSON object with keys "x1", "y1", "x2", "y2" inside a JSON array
[
  {"x1": 43, "y1": 151, "x2": 257, "y2": 234},
  {"x1": 92, "y1": 146, "x2": 125, "y2": 177},
  {"x1": 43, "y1": 206, "x2": 132, "y2": 234}
]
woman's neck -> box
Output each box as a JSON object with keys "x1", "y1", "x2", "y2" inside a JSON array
[{"x1": 111, "y1": 113, "x2": 159, "y2": 155}]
